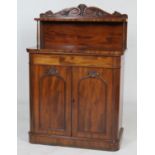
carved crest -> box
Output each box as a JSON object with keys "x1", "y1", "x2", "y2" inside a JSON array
[{"x1": 40, "y1": 4, "x2": 127, "y2": 18}]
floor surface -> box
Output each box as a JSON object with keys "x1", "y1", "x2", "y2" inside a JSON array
[{"x1": 17, "y1": 102, "x2": 137, "y2": 155}]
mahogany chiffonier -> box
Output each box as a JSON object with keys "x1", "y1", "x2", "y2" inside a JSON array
[{"x1": 27, "y1": 4, "x2": 128, "y2": 151}]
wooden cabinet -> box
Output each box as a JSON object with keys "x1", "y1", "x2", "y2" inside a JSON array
[{"x1": 27, "y1": 4, "x2": 128, "y2": 151}]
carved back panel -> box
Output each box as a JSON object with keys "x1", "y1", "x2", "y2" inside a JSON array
[{"x1": 40, "y1": 22, "x2": 125, "y2": 51}]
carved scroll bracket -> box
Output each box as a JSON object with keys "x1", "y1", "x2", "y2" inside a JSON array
[
  {"x1": 47, "y1": 67, "x2": 58, "y2": 75},
  {"x1": 87, "y1": 71, "x2": 100, "y2": 78}
]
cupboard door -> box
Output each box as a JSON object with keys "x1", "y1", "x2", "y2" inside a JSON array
[
  {"x1": 30, "y1": 65, "x2": 71, "y2": 136},
  {"x1": 72, "y1": 67, "x2": 113, "y2": 139}
]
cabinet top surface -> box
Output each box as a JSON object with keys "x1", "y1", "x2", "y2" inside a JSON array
[
  {"x1": 35, "y1": 4, "x2": 128, "y2": 22},
  {"x1": 27, "y1": 46, "x2": 125, "y2": 56}
]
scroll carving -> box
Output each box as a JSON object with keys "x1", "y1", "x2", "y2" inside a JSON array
[
  {"x1": 87, "y1": 71, "x2": 100, "y2": 78},
  {"x1": 47, "y1": 67, "x2": 58, "y2": 75},
  {"x1": 40, "y1": 4, "x2": 127, "y2": 18}
]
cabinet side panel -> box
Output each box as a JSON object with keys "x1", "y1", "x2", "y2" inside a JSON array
[
  {"x1": 29, "y1": 63, "x2": 40, "y2": 133},
  {"x1": 123, "y1": 22, "x2": 127, "y2": 50},
  {"x1": 119, "y1": 56, "x2": 125, "y2": 132},
  {"x1": 112, "y1": 57, "x2": 122, "y2": 139},
  {"x1": 40, "y1": 22, "x2": 44, "y2": 48}
]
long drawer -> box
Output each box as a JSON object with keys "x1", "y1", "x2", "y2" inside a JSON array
[{"x1": 30, "y1": 54, "x2": 120, "y2": 68}]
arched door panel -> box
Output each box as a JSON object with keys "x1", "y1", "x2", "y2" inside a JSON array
[{"x1": 72, "y1": 67, "x2": 113, "y2": 139}]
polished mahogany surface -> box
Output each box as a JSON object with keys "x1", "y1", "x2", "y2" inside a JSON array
[{"x1": 27, "y1": 4, "x2": 128, "y2": 151}]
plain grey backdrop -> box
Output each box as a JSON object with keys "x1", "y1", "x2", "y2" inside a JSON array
[{"x1": 18, "y1": 0, "x2": 137, "y2": 155}]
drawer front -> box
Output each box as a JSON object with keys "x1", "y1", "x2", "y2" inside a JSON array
[{"x1": 30, "y1": 54, "x2": 119, "y2": 68}]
